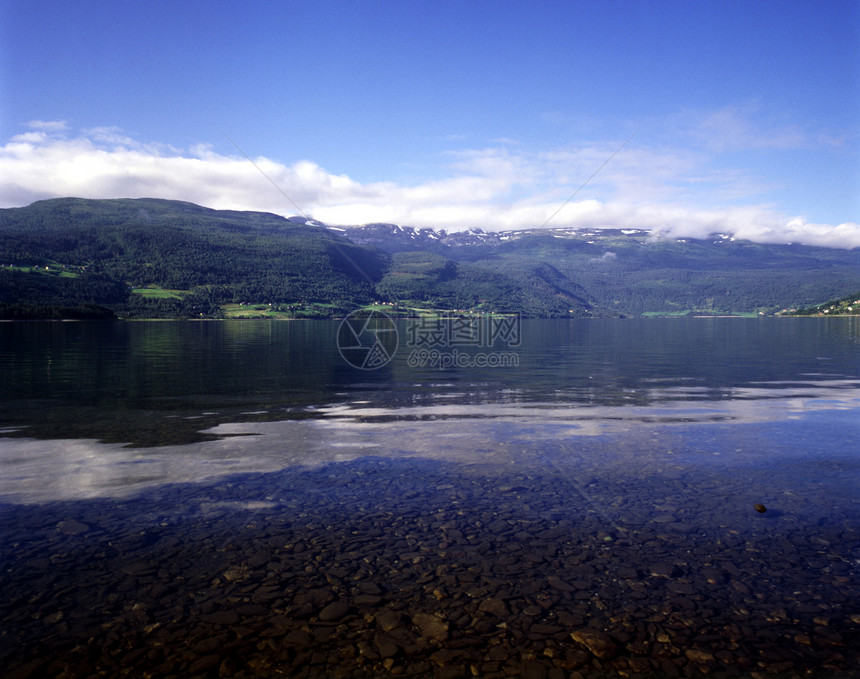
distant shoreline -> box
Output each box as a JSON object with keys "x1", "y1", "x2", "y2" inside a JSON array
[{"x1": 3, "y1": 314, "x2": 858, "y2": 324}]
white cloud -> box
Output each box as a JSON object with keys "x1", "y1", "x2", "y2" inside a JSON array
[
  {"x1": 0, "y1": 121, "x2": 857, "y2": 249},
  {"x1": 24, "y1": 119, "x2": 69, "y2": 132},
  {"x1": 665, "y1": 103, "x2": 810, "y2": 154},
  {"x1": 694, "y1": 105, "x2": 806, "y2": 152}
]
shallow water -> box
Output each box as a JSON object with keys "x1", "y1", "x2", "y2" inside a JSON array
[{"x1": 1, "y1": 318, "x2": 858, "y2": 677}]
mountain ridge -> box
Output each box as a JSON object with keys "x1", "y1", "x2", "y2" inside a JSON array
[{"x1": 1, "y1": 198, "x2": 859, "y2": 319}]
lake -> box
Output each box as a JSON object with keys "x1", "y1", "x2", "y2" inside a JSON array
[{"x1": 1, "y1": 317, "x2": 858, "y2": 678}]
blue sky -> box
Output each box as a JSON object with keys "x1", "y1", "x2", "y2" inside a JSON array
[{"x1": 1, "y1": 0, "x2": 858, "y2": 247}]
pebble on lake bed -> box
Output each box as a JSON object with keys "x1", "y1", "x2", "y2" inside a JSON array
[{"x1": 754, "y1": 503, "x2": 767, "y2": 513}]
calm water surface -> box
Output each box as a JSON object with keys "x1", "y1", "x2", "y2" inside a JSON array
[{"x1": 1, "y1": 318, "x2": 858, "y2": 677}]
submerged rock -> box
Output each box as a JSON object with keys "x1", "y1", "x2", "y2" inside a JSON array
[
  {"x1": 569, "y1": 628, "x2": 617, "y2": 659},
  {"x1": 56, "y1": 519, "x2": 89, "y2": 535},
  {"x1": 478, "y1": 597, "x2": 508, "y2": 617},
  {"x1": 685, "y1": 648, "x2": 715, "y2": 664},
  {"x1": 318, "y1": 600, "x2": 349, "y2": 622},
  {"x1": 374, "y1": 609, "x2": 403, "y2": 632},
  {"x1": 412, "y1": 612, "x2": 449, "y2": 641}
]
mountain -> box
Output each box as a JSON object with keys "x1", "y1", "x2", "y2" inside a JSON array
[
  {"x1": 373, "y1": 250, "x2": 590, "y2": 316},
  {"x1": 1, "y1": 198, "x2": 859, "y2": 318},
  {"x1": 335, "y1": 222, "x2": 860, "y2": 316},
  {"x1": 0, "y1": 198, "x2": 385, "y2": 318},
  {"x1": 338, "y1": 223, "x2": 497, "y2": 252}
]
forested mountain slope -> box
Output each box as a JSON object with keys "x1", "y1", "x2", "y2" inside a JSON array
[{"x1": 0, "y1": 198, "x2": 384, "y2": 318}]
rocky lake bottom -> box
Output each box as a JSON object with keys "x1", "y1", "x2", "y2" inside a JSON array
[{"x1": 1, "y1": 409, "x2": 858, "y2": 679}]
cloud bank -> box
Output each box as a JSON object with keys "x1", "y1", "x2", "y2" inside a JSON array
[{"x1": 1, "y1": 121, "x2": 858, "y2": 249}]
